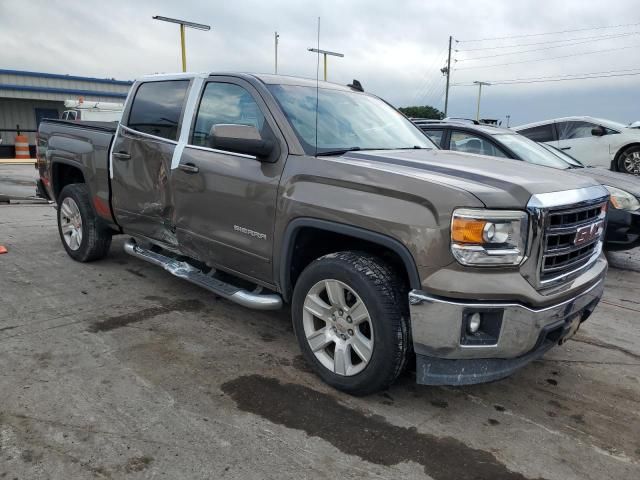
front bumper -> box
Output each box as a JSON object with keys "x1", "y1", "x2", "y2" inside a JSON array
[
  {"x1": 605, "y1": 208, "x2": 640, "y2": 251},
  {"x1": 409, "y1": 278, "x2": 605, "y2": 385}
]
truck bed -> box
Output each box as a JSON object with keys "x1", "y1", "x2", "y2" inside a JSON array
[
  {"x1": 38, "y1": 118, "x2": 117, "y2": 228},
  {"x1": 40, "y1": 118, "x2": 118, "y2": 133}
]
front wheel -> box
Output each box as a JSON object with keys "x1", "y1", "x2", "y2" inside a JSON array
[
  {"x1": 617, "y1": 145, "x2": 640, "y2": 174},
  {"x1": 292, "y1": 252, "x2": 410, "y2": 395},
  {"x1": 57, "y1": 184, "x2": 112, "y2": 262}
]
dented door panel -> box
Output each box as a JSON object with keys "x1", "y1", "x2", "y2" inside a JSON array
[
  {"x1": 172, "y1": 146, "x2": 282, "y2": 282},
  {"x1": 110, "y1": 128, "x2": 178, "y2": 246}
]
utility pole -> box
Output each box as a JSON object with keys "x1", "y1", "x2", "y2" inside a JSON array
[
  {"x1": 442, "y1": 35, "x2": 453, "y2": 117},
  {"x1": 153, "y1": 16, "x2": 211, "y2": 72},
  {"x1": 307, "y1": 48, "x2": 344, "y2": 81},
  {"x1": 506, "y1": 115, "x2": 511, "y2": 128},
  {"x1": 473, "y1": 81, "x2": 491, "y2": 121},
  {"x1": 274, "y1": 31, "x2": 280, "y2": 74}
]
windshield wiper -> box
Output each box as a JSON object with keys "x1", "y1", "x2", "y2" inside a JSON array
[{"x1": 316, "y1": 147, "x2": 362, "y2": 157}]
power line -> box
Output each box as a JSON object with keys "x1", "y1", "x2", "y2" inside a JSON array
[
  {"x1": 452, "y1": 70, "x2": 640, "y2": 86},
  {"x1": 457, "y1": 32, "x2": 640, "y2": 61},
  {"x1": 454, "y1": 43, "x2": 640, "y2": 70},
  {"x1": 457, "y1": 30, "x2": 640, "y2": 52},
  {"x1": 457, "y1": 21, "x2": 640, "y2": 43}
]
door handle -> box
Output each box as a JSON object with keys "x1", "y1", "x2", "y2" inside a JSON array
[
  {"x1": 112, "y1": 151, "x2": 131, "y2": 160},
  {"x1": 560, "y1": 147, "x2": 572, "y2": 151},
  {"x1": 179, "y1": 163, "x2": 199, "y2": 174}
]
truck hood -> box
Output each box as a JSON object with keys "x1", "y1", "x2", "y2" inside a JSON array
[
  {"x1": 343, "y1": 149, "x2": 599, "y2": 208},
  {"x1": 568, "y1": 166, "x2": 640, "y2": 197}
]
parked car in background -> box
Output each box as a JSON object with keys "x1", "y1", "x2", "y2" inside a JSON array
[
  {"x1": 514, "y1": 116, "x2": 640, "y2": 174},
  {"x1": 61, "y1": 99, "x2": 124, "y2": 122},
  {"x1": 417, "y1": 120, "x2": 640, "y2": 250}
]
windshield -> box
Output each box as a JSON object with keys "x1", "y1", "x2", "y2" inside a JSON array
[
  {"x1": 268, "y1": 84, "x2": 435, "y2": 155},
  {"x1": 496, "y1": 133, "x2": 574, "y2": 169},
  {"x1": 538, "y1": 142, "x2": 584, "y2": 168}
]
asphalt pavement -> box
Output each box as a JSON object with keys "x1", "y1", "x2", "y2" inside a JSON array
[{"x1": 0, "y1": 203, "x2": 639, "y2": 480}]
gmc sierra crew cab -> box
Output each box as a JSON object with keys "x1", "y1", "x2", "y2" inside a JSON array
[{"x1": 37, "y1": 72, "x2": 609, "y2": 395}]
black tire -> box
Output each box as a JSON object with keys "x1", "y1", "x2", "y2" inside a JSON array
[
  {"x1": 616, "y1": 145, "x2": 640, "y2": 174},
  {"x1": 292, "y1": 251, "x2": 410, "y2": 395},
  {"x1": 57, "y1": 183, "x2": 112, "y2": 262}
]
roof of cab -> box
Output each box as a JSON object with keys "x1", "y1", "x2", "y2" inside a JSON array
[{"x1": 137, "y1": 72, "x2": 355, "y2": 91}]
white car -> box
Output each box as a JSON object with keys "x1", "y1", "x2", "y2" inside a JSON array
[{"x1": 514, "y1": 116, "x2": 640, "y2": 174}]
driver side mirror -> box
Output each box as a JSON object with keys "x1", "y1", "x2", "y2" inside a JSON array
[
  {"x1": 209, "y1": 124, "x2": 275, "y2": 160},
  {"x1": 591, "y1": 126, "x2": 606, "y2": 137}
]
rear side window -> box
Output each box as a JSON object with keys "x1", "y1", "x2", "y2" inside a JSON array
[
  {"x1": 519, "y1": 124, "x2": 555, "y2": 142},
  {"x1": 449, "y1": 131, "x2": 508, "y2": 158},
  {"x1": 127, "y1": 80, "x2": 189, "y2": 141},
  {"x1": 422, "y1": 129, "x2": 444, "y2": 147},
  {"x1": 191, "y1": 82, "x2": 266, "y2": 147}
]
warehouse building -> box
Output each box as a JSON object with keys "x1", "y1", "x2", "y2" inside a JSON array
[{"x1": 0, "y1": 69, "x2": 132, "y2": 158}]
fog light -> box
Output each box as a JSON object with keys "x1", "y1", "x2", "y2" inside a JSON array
[{"x1": 468, "y1": 312, "x2": 482, "y2": 333}]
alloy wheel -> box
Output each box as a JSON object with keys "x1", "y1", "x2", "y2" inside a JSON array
[
  {"x1": 60, "y1": 197, "x2": 83, "y2": 250},
  {"x1": 302, "y1": 279, "x2": 374, "y2": 376}
]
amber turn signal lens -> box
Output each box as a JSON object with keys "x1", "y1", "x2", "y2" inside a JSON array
[{"x1": 451, "y1": 218, "x2": 486, "y2": 243}]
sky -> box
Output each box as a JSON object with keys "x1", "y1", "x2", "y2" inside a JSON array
[{"x1": 1, "y1": 0, "x2": 639, "y2": 125}]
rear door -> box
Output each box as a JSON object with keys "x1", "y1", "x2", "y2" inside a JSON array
[
  {"x1": 110, "y1": 79, "x2": 190, "y2": 245},
  {"x1": 171, "y1": 77, "x2": 287, "y2": 284},
  {"x1": 556, "y1": 120, "x2": 610, "y2": 168}
]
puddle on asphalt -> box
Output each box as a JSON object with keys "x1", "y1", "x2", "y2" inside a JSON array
[
  {"x1": 87, "y1": 298, "x2": 205, "y2": 333},
  {"x1": 222, "y1": 375, "x2": 546, "y2": 480}
]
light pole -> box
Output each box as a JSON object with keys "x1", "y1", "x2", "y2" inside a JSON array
[
  {"x1": 152, "y1": 16, "x2": 211, "y2": 72},
  {"x1": 307, "y1": 48, "x2": 344, "y2": 81},
  {"x1": 506, "y1": 115, "x2": 511, "y2": 128},
  {"x1": 473, "y1": 81, "x2": 491, "y2": 122},
  {"x1": 275, "y1": 31, "x2": 280, "y2": 74}
]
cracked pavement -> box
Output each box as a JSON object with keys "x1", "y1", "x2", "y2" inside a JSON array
[{"x1": 0, "y1": 204, "x2": 639, "y2": 479}]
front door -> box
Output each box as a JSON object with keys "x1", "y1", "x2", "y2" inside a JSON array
[
  {"x1": 110, "y1": 79, "x2": 190, "y2": 245},
  {"x1": 556, "y1": 120, "x2": 611, "y2": 168},
  {"x1": 171, "y1": 78, "x2": 286, "y2": 283}
]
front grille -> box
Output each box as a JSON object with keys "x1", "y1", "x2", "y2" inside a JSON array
[{"x1": 540, "y1": 202, "x2": 606, "y2": 284}]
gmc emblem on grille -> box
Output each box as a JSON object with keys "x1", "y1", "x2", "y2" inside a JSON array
[{"x1": 573, "y1": 221, "x2": 603, "y2": 246}]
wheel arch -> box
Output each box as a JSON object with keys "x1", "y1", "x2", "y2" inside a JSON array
[
  {"x1": 51, "y1": 159, "x2": 87, "y2": 201},
  {"x1": 278, "y1": 218, "x2": 421, "y2": 303},
  {"x1": 613, "y1": 142, "x2": 640, "y2": 171}
]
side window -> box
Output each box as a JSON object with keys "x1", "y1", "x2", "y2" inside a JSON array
[
  {"x1": 557, "y1": 121, "x2": 597, "y2": 140},
  {"x1": 61, "y1": 112, "x2": 68, "y2": 120},
  {"x1": 519, "y1": 124, "x2": 555, "y2": 142},
  {"x1": 127, "y1": 80, "x2": 189, "y2": 141},
  {"x1": 422, "y1": 129, "x2": 444, "y2": 147},
  {"x1": 449, "y1": 131, "x2": 508, "y2": 158},
  {"x1": 191, "y1": 82, "x2": 266, "y2": 147}
]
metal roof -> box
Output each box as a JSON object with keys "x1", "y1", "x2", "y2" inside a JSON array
[
  {"x1": 0, "y1": 69, "x2": 132, "y2": 102},
  {"x1": 0, "y1": 69, "x2": 132, "y2": 85}
]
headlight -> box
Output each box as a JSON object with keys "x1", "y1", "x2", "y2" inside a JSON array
[
  {"x1": 604, "y1": 185, "x2": 640, "y2": 211},
  {"x1": 451, "y1": 209, "x2": 528, "y2": 266}
]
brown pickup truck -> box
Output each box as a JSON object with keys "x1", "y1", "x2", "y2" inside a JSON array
[{"x1": 37, "y1": 72, "x2": 608, "y2": 395}]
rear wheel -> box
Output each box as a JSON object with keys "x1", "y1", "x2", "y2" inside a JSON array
[
  {"x1": 57, "y1": 184, "x2": 112, "y2": 262},
  {"x1": 617, "y1": 145, "x2": 640, "y2": 174},
  {"x1": 292, "y1": 252, "x2": 410, "y2": 395}
]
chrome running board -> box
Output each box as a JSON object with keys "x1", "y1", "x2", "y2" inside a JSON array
[{"x1": 124, "y1": 239, "x2": 282, "y2": 310}]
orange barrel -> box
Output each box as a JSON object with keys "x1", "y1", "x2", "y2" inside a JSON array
[{"x1": 14, "y1": 134, "x2": 30, "y2": 159}]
